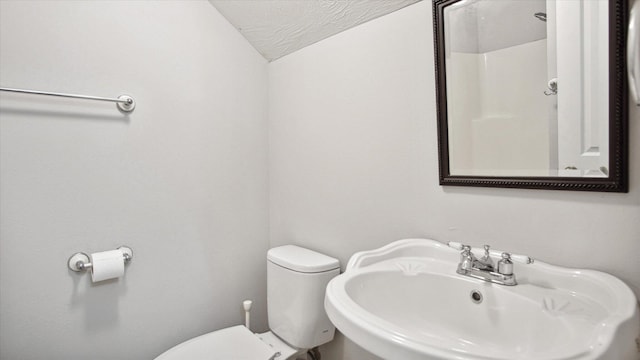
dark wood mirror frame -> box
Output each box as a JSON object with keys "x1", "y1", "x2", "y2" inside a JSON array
[{"x1": 433, "y1": 0, "x2": 629, "y2": 192}]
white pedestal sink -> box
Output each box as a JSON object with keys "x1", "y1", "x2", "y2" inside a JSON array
[{"x1": 325, "y1": 239, "x2": 640, "y2": 360}]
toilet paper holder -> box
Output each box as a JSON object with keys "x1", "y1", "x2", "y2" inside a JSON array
[{"x1": 67, "y1": 246, "x2": 133, "y2": 272}]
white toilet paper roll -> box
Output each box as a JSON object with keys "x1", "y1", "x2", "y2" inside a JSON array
[{"x1": 90, "y1": 250, "x2": 125, "y2": 282}]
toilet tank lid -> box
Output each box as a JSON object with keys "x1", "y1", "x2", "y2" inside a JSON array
[{"x1": 268, "y1": 245, "x2": 339, "y2": 273}]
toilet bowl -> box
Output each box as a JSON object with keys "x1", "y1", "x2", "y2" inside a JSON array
[{"x1": 155, "y1": 245, "x2": 340, "y2": 360}]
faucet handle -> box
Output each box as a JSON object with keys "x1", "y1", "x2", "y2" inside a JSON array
[
  {"x1": 459, "y1": 245, "x2": 470, "y2": 259},
  {"x1": 497, "y1": 252, "x2": 514, "y2": 275},
  {"x1": 460, "y1": 245, "x2": 477, "y2": 263},
  {"x1": 461, "y1": 245, "x2": 474, "y2": 257},
  {"x1": 483, "y1": 245, "x2": 491, "y2": 257},
  {"x1": 458, "y1": 245, "x2": 474, "y2": 271}
]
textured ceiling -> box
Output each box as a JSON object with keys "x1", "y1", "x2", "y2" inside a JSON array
[{"x1": 209, "y1": 0, "x2": 421, "y2": 61}]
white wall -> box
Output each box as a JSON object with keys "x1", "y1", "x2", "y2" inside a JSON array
[
  {"x1": 268, "y1": 1, "x2": 640, "y2": 359},
  {"x1": 0, "y1": 1, "x2": 269, "y2": 359}
]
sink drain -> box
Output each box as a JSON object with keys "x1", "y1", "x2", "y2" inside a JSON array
[{"x1": 470, "y1": 290, "x2": 483, "y2": 304}]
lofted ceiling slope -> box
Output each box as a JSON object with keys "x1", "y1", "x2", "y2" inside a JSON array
[{"x1": 209, "y1": 0, "x2": 422, "y2": 61}]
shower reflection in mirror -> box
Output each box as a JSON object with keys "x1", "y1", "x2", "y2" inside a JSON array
[{"x1": 442, "y1": 0, "x2": 609, "y2": 178}]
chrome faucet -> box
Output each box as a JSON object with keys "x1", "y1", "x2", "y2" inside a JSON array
[{"x1": 456, "y1": 245, "x2": 517, "y2": 286}]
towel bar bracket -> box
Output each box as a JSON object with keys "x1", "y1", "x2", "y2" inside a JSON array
[{"x1": 116, "y1": 95, "x2": 135, "y2": 112}]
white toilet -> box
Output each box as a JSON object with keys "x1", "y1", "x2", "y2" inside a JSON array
[{"x1": 156, "y1": 245, "x2": 340, "y2": 360}]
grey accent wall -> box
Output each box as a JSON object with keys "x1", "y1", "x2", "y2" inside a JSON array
[{"x1": 0, "y1": 1, "x2": 269, "y2": 359}]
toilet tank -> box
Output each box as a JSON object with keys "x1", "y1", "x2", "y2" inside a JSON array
[{"x1": 267, "y1": 245, "x2": 340, "y2": 349}]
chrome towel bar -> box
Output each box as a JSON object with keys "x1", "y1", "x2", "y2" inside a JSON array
[{"x1": 0, "y1": 87, "x2": 135, "y2": 113}]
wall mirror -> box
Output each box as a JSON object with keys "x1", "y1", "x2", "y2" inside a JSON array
[{"x1": 433, "y1": 0, "x2": 628, "y2": 192}]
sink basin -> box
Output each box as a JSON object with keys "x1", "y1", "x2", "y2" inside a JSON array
[{"x1": 325, "y1": 239, "x2": 640, "y2": 360}]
